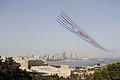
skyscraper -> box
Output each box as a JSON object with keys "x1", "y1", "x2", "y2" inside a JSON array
[{"x1": 62, "y1": 50, "x2": 67, "y2": 60}]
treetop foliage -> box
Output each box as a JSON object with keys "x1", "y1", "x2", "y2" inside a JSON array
[
  {"x1": 0, "y1": 57, "x2": 31, "y2": 80},
  {"x1": 90, "y1": 62, "x2": 120, "y2": 80}
]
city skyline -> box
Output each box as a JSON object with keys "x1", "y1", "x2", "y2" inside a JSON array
[{"x1": 0, "y1": 0, "x2": 120, "y2": 58}]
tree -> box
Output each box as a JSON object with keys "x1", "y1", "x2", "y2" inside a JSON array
[
  {"x1": 90, "y1": 62, "x2": 120, "y2": 80},
  {"x1": 107, "y1": 63, "x2": 120, "y2": 80},
  {"x1": 99, "y1": 67, "x2": 111, "y2": 80},
  {"x1": 0, "y1": 57, "x2": 32, "y2": 80},
  {"x1": 28, "y1": 60, "x2": 48, "y2": 67}
]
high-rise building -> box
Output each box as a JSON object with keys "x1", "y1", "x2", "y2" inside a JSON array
[{"x1": 62, "y1": 50, "x2": 67, "y2": 59}]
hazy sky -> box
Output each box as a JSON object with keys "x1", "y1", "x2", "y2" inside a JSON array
[{"x1": 0, "y1": 0, "x2": 120, "y2": 57}]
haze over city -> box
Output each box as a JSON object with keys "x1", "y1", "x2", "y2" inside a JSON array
[{"x1": 0, "y1": 0, "x2": 120, "y2": 58}]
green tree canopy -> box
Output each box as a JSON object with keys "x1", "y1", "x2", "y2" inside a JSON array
[
  {"x1": 28, "y1": 60, "x2": 48, "y2": 67},
  {"x1": 0, "y1": 57, "x2": 31, "y2": 80},
  {"x1": 90, "y1": 62, "x2": 120, "y2": 80}
]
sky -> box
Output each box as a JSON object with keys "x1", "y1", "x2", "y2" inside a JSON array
[{"x1": 0, "y1": 0, "x2": 120, "y2": 58}]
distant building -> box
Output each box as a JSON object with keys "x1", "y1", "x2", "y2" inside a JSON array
[
  {"x1": 70, "y1": 54, "x2": 78, "y2": 60},
  {"x1": 16, "y1": 60, "x2": 29, "y2": 70},
  {"x1": 51, "y1": 54, "x2": 59, "y2": 60},
  {"x1": 31, "y1": 65, "x2": 71, "y2": 78},
  {"x1": 62, "y1": 51, "x2": 67, "y2": 59},
  {"x1": 58, "y1": 65, "x2": 71, "y2": 77},
  {"x1": 0, "y1": 55, "x2": 6, "y2": 61},
  {"x1": 85, "y1": 71, "x2": 94, "y2": 75}
]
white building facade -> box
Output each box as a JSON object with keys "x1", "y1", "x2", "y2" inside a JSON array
[{"x1": 31, "y1": 65, "x2": 71, "y2": 78}]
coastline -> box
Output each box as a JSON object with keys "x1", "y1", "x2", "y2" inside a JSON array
[{"x1": 47, "y1": 58, "x2": 120, "y2": 67}]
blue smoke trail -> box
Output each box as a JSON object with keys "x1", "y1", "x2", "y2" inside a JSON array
[{"x1": 56, "y1": 11, "x2": 110, "y2": 52}]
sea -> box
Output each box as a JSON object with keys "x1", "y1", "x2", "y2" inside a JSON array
[{"x1": 47, "y1": 58, "x2": 120, "y2": 67}]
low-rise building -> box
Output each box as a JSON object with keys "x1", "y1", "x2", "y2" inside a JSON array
[
  {"x1": 58, "y1": 65, "x2": 71, "y2": 77},
  {"x1": 15, "y1": 58, "x2": 71, "y2": 78},
  {"x1": 31, "y1": 65, "x2": 71, "y2": 78},
  {"x1": 16, "y1": 60, "x2": 29, "y2": 70}
]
